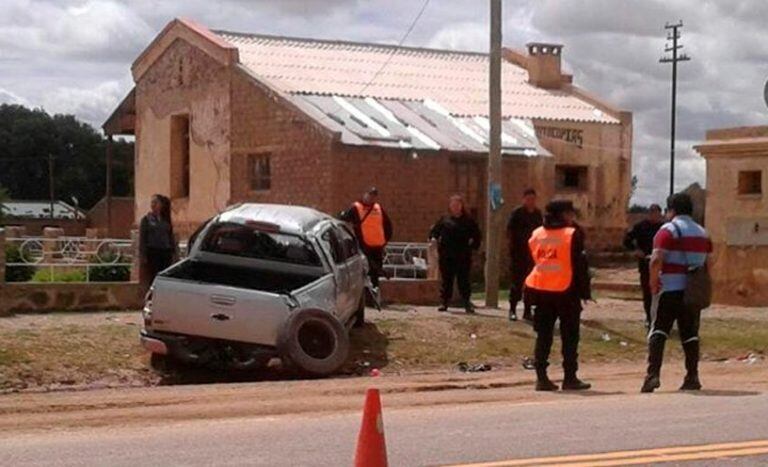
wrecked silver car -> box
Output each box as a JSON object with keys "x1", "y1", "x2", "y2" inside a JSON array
[{"x1": 140, "y1": 203, "x2": 374, "y2": 376}]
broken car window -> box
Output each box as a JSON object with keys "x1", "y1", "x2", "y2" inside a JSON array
[{"x1": 200, "y1": 222, "x2": 321, "y2": 266}]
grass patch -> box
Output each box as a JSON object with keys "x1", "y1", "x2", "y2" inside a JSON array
[
  {"x1": 0, "y1": 321, "x2": 151, "y2": 391},
  {"x1": 0, "y1": 313, "x2": 765, "y2": 391}
]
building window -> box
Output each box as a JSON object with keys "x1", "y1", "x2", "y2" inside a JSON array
[
  {"x1": 170, "y1": 114, "x2": 190, "y2": 198},
  {"x1": 738, "y1": 170, "x2": 762, "y2": 196},
  {"x1": 556, "y1": 165, "x2": 588, "y2": 191},
  {"x1": 249, "y1": 153, "x2": 271, "y2": 191}
]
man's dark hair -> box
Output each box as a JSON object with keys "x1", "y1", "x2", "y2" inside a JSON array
[
  {"x1": 667, "y1": 193, "x2": 693, "y2": 216},
  {"x1": 649, "y1": 203, "x2": 662, "y2": 213},
  {"x1": 523, "y1": 188, "x2": 536, "y2": 197}
]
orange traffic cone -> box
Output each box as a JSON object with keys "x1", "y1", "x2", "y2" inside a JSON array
[{"x1": 354, "y1": 388, "x2": 388, "y2": 467}]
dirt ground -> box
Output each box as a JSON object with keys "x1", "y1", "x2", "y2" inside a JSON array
[
  {"x1": 1, "y1": 361, "x2": 765, "y2": 433},
  {"x1": 0, "y1": 299, "x2": 765, "y2": 394}
]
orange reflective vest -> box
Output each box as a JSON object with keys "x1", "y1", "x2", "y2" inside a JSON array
[
  {"x1": 354, "y1": 201, "x2": 386, "y2": 248},
  {"x1": 525, "y1": 226, "x2": 575, "y2": 292}
]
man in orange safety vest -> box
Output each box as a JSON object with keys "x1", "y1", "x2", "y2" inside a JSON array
[
  {"x1": 340, "y1": 187, "x2": 393, "y2": 324},
  {"x1": 525, "y1": 200, "x2": 592, "y2": 392}
]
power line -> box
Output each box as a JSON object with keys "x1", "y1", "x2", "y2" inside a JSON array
[
  {"x1": 358, "y1": 0, "x2": 431, "y2": 95},
  {"x1": 311, "y1": 0, "x2": 431, "y2": 127}
]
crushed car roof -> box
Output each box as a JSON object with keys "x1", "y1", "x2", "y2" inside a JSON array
[{"x1": 217, "y1": 204, "x2": 334, "y2": 235}]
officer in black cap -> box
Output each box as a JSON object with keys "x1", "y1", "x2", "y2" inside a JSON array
[{"x1": 525, "y1": 200, "x2": 592, "y2": 391}]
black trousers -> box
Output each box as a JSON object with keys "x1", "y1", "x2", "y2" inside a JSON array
[
  {"x1": 533, "y1": 296, "x2": 582, "y2": 377},
  {"x1": 638, "y1": 259, "x2": 652, "y2": 324},
  {"x1": 509, "y1": 259, "x2": 534, "y2": 310},
  {"x1": 145, "y1": 248, "x2": 174, "y2": 285},
  {"x1": 439, "y1": 254, "x2": 472, "y2": 305},
  {"x1": 647, "y1": 291, "x2": 701, "y2": 377},
  {"x1": 363, "y1": 247, "x2": 384, "y2": 288}
]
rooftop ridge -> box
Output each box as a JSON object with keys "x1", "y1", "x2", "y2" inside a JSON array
[{"x1": 213, "y1": 29, "x2": 490, "y2": 58}]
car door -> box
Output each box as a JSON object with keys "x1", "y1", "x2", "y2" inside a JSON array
[
  {"x1": 318, "y1": 226, "x2": 350, "y2": 317},
  {"x1": 334, "y1": 224, "x2": 366, "y2": 318}
]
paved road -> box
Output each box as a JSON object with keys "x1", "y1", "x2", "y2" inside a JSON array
[{"x1": 2, "y1": 389, "x2": 767, "y2": 466}]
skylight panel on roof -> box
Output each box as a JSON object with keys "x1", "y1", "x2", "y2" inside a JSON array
[
  {"x1": 472, "y1": 116, "x2": 519, "y2": 146},
  {"x1": 332, "y1": 96, "x2": 390, "y2": 137},
  {"x1": 407, "y1": 126, "x2": 440, "y2": 150}
]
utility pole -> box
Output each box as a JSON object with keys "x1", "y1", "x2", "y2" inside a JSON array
[
  {"x1": 48, "y1": 153, "x2": 55, "y2": 220},
  {"x1": 659, "y1": 21, "x2": 690, "y2": 198},
  {"x1": 484, "y1": 0, "x2": 502, "y2": 308}
]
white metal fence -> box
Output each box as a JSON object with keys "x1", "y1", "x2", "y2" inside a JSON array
[
  {"x1": 5, "y1": 237, "x2": 133, "y2": 282},
  {"x1": 383, "y1": 242, "x2": 430, "y2": 279}
]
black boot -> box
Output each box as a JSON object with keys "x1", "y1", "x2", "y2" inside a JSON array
[
  {"x1": 680, "y1": 339, "x2": 702, "y2": 390},
  {"x1": 641, "y1": 374, "x2": 661, "y2": 393},
  {"x1": 464, "y1": 301, "x2": 476, "y2": 314},
  {"x1": 641, "y1": 334, "x2": 666, "y2": 393},
  {"x1": 562, "y1": 370, "x2": 591, "y2": 390},
  {"x1": 535, "y1": 368, "x2": 558, "y2": 391}
]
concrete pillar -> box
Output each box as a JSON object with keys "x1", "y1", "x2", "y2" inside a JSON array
[
  {"x1": 42, "y1": 227, "x2": 65, "y2": 262},
  {"x1": 130, "y1": 229, "x2": 144, "y2": 285},
  {"x1": 0, "y1": 228, "x2": 6, "y2": 285},
  {"x1": 427, "y1": 240, "x2": 440, "y2": 280}
]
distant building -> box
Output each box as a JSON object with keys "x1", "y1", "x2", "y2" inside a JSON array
[
  {"x1": 1, "y1": 200, "x2": 87, "y2": 236},
  {"x1": 104, "y1": 18, "x2": 633, "y2": 251},
  {"x1": 695, "y1": 125, "x2": 768, "y2": 306}
]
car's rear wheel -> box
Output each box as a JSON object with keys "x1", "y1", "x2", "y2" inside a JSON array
[{"x1": 277, "y1": 309, "x2": 349, "y2": 376}]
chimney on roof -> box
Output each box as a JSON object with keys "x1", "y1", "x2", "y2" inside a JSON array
[{"x1": 525, "y1": 42, "x2": 563, "y2": 89}]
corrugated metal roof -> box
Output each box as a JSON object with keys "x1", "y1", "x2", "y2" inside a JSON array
[
  {"x1": 217, "y1": 31, "x2": 620, "y2": 124},
  {"x1": 1, "y1": 201, "x2": 86, "y2": 220},
  {"x1": 298, "y1": 95, "x2": 550, "y2": 157}
]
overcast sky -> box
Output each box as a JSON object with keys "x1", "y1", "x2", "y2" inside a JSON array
[{"x1": 1, "y1": 0, "x2": 767, "y2": 204}]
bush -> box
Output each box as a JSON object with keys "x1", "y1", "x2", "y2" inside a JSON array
[
  {"x1": 4, "y1": 243, "x2": 36, "y2": 282},
  {"x1": 31, "y1": 269, "x2": 87, "y2": 283},
  {"x1": 88, "y1": 253, "x2": 130, "y2": 282}
]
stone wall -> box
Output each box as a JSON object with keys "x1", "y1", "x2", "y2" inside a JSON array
[{"x1": 0, "y1": 282, "x2": 144, "y2": 315}]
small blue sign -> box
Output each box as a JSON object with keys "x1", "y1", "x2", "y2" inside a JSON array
[{"x1": 490, "y1": 182, "x2": 504, "y2": 211}]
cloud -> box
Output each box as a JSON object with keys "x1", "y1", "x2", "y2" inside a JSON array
[{"x1": 0, "y1": 87, "x2": 28, "y2": 106}]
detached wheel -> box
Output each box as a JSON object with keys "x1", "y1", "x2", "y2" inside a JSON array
[{"x1": 277, "y1": 309, "x2": 349, "y2": 376}]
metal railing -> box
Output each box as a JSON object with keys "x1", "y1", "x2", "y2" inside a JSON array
[
  {"x1": 6, "y1": 237, "x2": 133, "y2": 282},
  {"x1": 383, "y1": 242, "x2": 430, "y2": 279}
]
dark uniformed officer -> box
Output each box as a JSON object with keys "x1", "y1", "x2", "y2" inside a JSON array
[
  {"x1": 429, "y1": 194, "x2": 482, "y2": 314},
  {"x1": 623, "y1": 204, "x2": 664, "y2": 328},
  {"x1": 506, "y1": 188, "x2": 543, "y2": 322},
  {"x1": 525, "y1": 200, "x2": 592, "y2": 391}
]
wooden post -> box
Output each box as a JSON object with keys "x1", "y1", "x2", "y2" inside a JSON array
[
  {"x1": 0, "y1": 228, "x2": 6, "y2": 285},
  {"x1": 106, "y1": 134, "x2": 114, "y2": 237},
  {"x1": 484, "y1": 0, "x2": 503, "y2": 308}
]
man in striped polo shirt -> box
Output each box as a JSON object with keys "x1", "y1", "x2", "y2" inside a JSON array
[{"x1": 642, "y1": 193, "x2": 712, "y2": 393}]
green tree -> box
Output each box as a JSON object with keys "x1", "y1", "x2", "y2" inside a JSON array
[{"x1": 0, "y1": 104, "x2": 133, "y2": 210}]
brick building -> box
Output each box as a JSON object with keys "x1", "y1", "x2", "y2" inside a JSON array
[
  {"x1": 105, "y1": 18, "x2": 632, "y2": 251},
  {"x1": 695, "y1": 126, "x2": 768, "y2": 306}
]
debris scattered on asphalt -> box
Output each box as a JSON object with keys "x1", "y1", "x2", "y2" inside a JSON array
[
  {"x1": 469, "y1": 333, "x2": 477, "y2": 340},
  {"x1": 521, "y1": 357, "x2": 536, "y2": 370},
  {"x1": 620, "y1": 341, "x2": 628, "y2": 347},
  {"x1": 737, "y1": 353, "x2": 761, "y2": 364},
  {"x1": 601, "y1": 333, "x2": 612, "y2": 342},
  {"x1": 457, "y1": 362, "x2": 492, "y2": 372}
]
